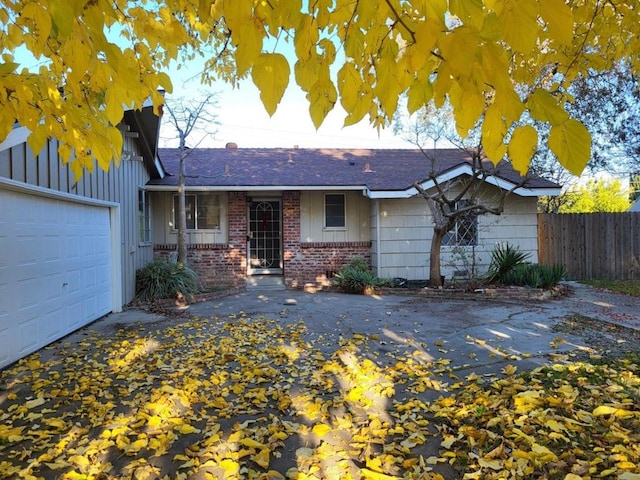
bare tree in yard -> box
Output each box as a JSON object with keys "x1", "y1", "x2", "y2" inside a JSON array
[
  {"x1": 163, "y1": 94, "x2": 218, "y2": 265},
  {"x1": 394, "y1": 101, "x2": 530, "y2": 287}
]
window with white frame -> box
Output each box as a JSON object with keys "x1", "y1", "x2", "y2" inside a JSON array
[
  {"x1": 325, "y1": 193, "x2": 346, "y2": 228},
  {"x1": 173, "y1": 193, "x2": 220, "y2": 230},
  {"x1": 443, "y1": 199, "x2": 478, "y2": 246},
  {"x1": 138, "y1": 189, "x2": 151, "y2": 243}
]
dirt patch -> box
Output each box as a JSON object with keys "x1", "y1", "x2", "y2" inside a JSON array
[{"x1": 554, "y1": 313, "x2": 640, "y2": 360}]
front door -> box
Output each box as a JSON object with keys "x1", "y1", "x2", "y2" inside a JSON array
[{"x1": 248, "y1": 200, "x2": 283, "y2": 275}]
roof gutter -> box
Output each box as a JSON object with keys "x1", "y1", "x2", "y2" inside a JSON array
[{"x1": 144, "y1": 184, "x2": 369, "y2": 193}]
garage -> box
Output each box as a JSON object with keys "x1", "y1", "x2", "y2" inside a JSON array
[{"x1": 0, "y1": 180, "x2": 121, "y2": 369}]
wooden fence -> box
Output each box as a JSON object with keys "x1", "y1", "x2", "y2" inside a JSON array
[{"x1": 538, "y1": 212, "x2": 640, "y2": 280}]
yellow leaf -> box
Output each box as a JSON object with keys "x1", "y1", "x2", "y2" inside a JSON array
[
  {"x1": 361, "y1": 468, "x2": 400, "y2": 480},
  {"x1": 126, "y1": 437, "x2": 148, "y2": 454},
  {"x1": 220, "y1": 458, "x2": 240, "y2": 478},
  {"x1": 45, "y1": 458, "x2": 70, "y2": 470},
  {"x1": 539, "y1": 0, "x2": 574, "y2": 46},
  {"x1": 531, "y1": 443, "x2": 557, "y2": 461},
  {"x1": 338, "y1": 63, "x2": 363, "y2": 114},
  {"x1": 508, "y1": 125, "x2": 538, "y2": 175},
  {"x1": 68, "y1": 454, "x2": 91, "y2": 468},
  {"x1": 307, "y1": 76, "x2": 337, "y2": 129},
  {"x1": 441, "y1": 434, "x2": 457, "y2": 449},
  {"x1": 592, "y1": 405, "x2": 635, "y2": 418},
  {"x1": 478, "y1": 458, "x2": 502, "y2": 470},
  {"x1": 496, "y1": 0, "x2": 539, "y2": 53},
  {"x1": 482, "y1": 105, "x2": 508, "y2": 163},
  {"x1": 177, "y1": 424, "x2": 200, "y2": 435},
  {"x1": 62, "y1": 472, "x2": 91, "y2": 480},
  {"x1": 25, "y1": 397, "x2": 46, "y2": 409},
  {"x1": 294, "y1": 15, "x2": 318, "y2": 62},
  {"x1": 449, "y1": 0, "x2": 484, "y2": 30},
  {"x1": 21, "y1": 3, "x2": 52, "y2": 48},
  {"x1": 50, "y1": 1, "x2": 75, "y2": 38},
  {"x1": 0, "y1": 61, "x2": 19, "y2": 73},
  {"x1": 251, "y1": 53, "x2": 290, "y2": 117},
  {"x1": 254, "y1": 448, "x2": 270, "y2": 469},
  {"x1": 311, "y1": 423, "x2": 332, "y2": 438},
  {"x1": 406, "y1": 79, "x2": 433, "y2": 116},
  {"x1": 548, "y1": 119, "x2": 591, "y2": 176},
  {"x1": 239, "y1": 438, "x2": 265, "y2": 448},
  {"x1": 527, "y1": 89, "x2": 569, "y2": 126}
]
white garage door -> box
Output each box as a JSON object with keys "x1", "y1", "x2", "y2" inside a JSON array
[{"x1": 0, "y1": 185, "x2": 115, "y2": 369}]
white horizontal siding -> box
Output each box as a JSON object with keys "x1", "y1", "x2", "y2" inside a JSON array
[{"x1": 374, "y1": 194, "x2": 540, "y2": 280}]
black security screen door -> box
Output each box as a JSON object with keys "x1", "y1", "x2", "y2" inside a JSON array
[{"x1": 248, "y1": 200, "x2": 283, "y2": 274}]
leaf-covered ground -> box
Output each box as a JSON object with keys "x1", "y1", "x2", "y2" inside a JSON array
[{"x1": 0, "y1": 312, "x2": 638, "y2": 480}]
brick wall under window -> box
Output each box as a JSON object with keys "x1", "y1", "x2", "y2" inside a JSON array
[{"x1": 155, "y1": 190, "x2": 373, "y2": 289}]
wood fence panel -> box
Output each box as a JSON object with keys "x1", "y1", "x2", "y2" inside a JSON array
[{"x1": 538, "y1": 212, "x2": 640, "y2": 280}]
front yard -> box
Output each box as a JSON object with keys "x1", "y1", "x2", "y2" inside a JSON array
[{"x1": 1, "y1": 298, "x2": 639, "y2": 480}]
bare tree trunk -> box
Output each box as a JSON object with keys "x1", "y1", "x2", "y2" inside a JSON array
[
  {"x1": 429, "y1": 227, "x2": 446, "y2": 287},
  {"x1": 164, "y1": 94, "x2": 219, "y2": 268},
  {"x1": 177, "y1": 145, "x2": 188, "y2": 265}
]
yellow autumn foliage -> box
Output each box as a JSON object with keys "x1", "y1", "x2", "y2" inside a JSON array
[{"x1": 2, "y1": 1, "x2": 639, "y2": 175}]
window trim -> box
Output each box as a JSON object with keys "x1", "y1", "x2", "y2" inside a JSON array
[
  {"x1": 443, "y1": 199, "x2": 478, "y2": 247},
  {"x1": 138, "y1": 188, "x2": 151, "y2": 245},
  {"x1": 324, "y1": 192, "x2": 346, "y2": 230},
  {"x1": 172, "y1": 193, "x2": 221, "y2": 231}
]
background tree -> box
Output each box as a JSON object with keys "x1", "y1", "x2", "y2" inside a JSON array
[
  {"x1": 524, "y1": 62, "x2": 640, "y2": 212},
  {"x1": 567, "y1": 62, "x2": 640, "y2": 175},
  {"x1": 395, "y1": 100, "x2": 529, "y2": 287},
  {"x1": 2, "y1": 1, "x2": 639, "y2": 177},
  {"x1": 557, "y1": 178, "x2": 631, "y2": 213},
  {"x1": 162, "y1": 94, "x2": 218, "y2": 265}
]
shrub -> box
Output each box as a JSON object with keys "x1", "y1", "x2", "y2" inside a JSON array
[
  {"x1": 135, "y1": 260, "x2": 199, "y2": 302},
  {"x1": 502, "y1": 263, "x2": 566, "y2": 289},
  {"x1": 486, "y1": 243, "x2": 531, "y2": 284},
  {"x1": 334, "y1": 257, "x2": 386, "y2": 294}
]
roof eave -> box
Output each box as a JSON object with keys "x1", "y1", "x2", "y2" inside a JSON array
[
  {"x1": 144, "y1": 184, "x2": 368, "y2": 193},
  {"x1": 367, "y1": 164, "x2": 561, "y2": 199}
]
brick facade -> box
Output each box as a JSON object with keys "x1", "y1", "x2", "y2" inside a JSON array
[
  {"x1": 155, "y1": 190, "x2": 372, "y2": 289},
  {"x1": 154, "y1": 192, "x2": 248, "y2": 287}
]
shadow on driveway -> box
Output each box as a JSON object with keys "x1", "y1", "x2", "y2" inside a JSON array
[{"x1": 0, "y1": 283, "x2": 638, "y2": 479}]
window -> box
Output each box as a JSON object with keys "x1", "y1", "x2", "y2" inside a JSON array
[
  {"x1": 138, "y1": 189, "x2": 151, "y2": 243},
  {"x1": 444, "y1": 200, "x2": 478, "y2": 246},
  {"x1": 173, "y1": 193, "x2": 220, "y2": 230},
  {"x1": 325, "y1": 193, "x2": 346, "y2": 228}
]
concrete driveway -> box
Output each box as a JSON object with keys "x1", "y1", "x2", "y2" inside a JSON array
[
  {"x1": 105, "y1": 280, "x2": 640, "y2": 374},
  {"x1": 2, "y1": 282, "x2": 638, "y2": 480}
]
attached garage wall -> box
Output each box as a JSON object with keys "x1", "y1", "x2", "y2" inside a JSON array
[
  {"x1": 0, "y1": 128, "x2": 153, "y2": 304},
  {"x1": 0, "y1": 179, "x2": 120, "y2": 369}
]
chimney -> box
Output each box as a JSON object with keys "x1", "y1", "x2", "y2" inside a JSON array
[
  {"x1": 288, "y1": 153, "x2": 294, "y2": 163},
  {"x1": 293, "y1": 144, "x2": 299, "y2": 149},
  {"x1": 225, "y1": 142, "x2": 238, "y2": 149},
  {"x1": 363, "y1": 162, "x2": 374, "y2": 172}
]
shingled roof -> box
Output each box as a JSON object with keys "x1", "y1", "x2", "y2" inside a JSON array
[{"x1": 147, "y1": 148, "x2": 560, "y2": 198}]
